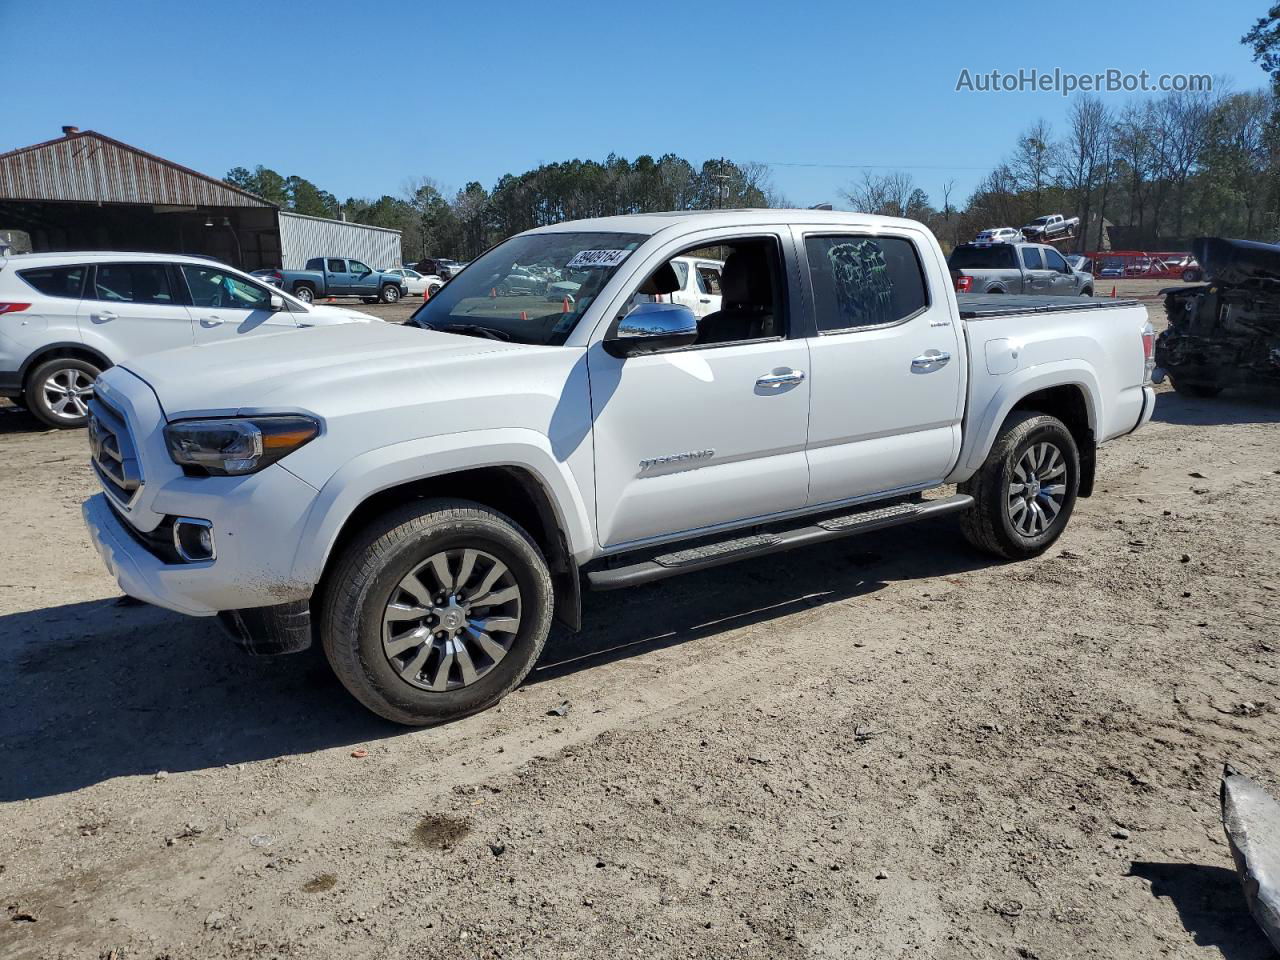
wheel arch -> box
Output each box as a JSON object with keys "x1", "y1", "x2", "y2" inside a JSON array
[
  {"x1": 20, "y1": 342, "x2": 112, "y2": 387},
  {"x1": 300, "y1": 446, "x2": 590, "y2": 632},
  {"x1": 950, "y1": 364, "x2": 1101, "y2": 496}
]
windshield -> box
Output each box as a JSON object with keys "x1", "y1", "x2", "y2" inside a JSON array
[
  {"x1": 408, "y1": 231, "x2": 646, "y2": 345},
  {"x1": 949, "y1": 245, "x2": 1017, "y2": 269}
]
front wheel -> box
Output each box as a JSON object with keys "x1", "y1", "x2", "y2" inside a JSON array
[
  {"x1": 380, "y1": 284, "x2": 401, "y2": 303},
  {"x1": 321, "y1": 499, "x2": 553, "y2": 725},
  {"x1": 293, "y1": 284, "x2": 315, "y2": 303},
  {"x1": 959, "y1": 412, "x2": 1080, "y2": 560},
  {"x1": 25, "y1": 357, "x2": 102, "y2": 428}
]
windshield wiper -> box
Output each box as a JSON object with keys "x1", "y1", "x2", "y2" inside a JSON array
[{"x1": 434, "y1": 323, "x2": 512, "y2": 342}]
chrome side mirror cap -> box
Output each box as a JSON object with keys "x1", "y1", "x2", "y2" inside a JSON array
[{"x1": 604, "y1": 302, "x2": 698, "y2": 358}]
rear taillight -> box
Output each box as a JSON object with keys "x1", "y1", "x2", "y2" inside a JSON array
[
  {"x1": 955, "y1": 275, "x2": 973, "y2": 293},
  {"x1": 1141, "y1": 322, "x2": 1156, "y2": 384},
  {"x1": 0, "y1": 302, "x2": 30, "y2": 315}
]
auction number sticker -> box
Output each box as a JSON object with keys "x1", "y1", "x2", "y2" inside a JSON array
[{"x1": 567, "y1": 249, "x2": 630, "y2": 268}]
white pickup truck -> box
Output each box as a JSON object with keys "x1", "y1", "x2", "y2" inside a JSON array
[{"x1": 81, "y1": 210, "x2": 1156, "y2": 725}]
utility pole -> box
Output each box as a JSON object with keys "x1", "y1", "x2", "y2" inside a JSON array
[{"x1": 712, "y1": 156, "x2": 731, "y2": 210}]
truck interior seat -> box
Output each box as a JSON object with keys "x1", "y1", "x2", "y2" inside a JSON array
[{"x1": 697, "y1": 245, "x2": 776, "y2": 344}]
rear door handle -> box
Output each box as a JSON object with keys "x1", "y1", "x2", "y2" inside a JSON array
[
  {"x1": 756, "y1": 369, "x2": 806, "y2": 388},
  {"x1": 911, "y1": 351, "x2": 951, "y2": 370}
]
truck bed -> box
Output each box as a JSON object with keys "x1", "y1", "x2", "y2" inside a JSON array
[{"x1": 957, "y1": 294, "x2": 1140, "y2": 320}]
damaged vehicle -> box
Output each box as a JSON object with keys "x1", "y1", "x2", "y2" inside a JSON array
[{"x1": 1156, "y1": 237, "x2": 1280, "y2": 397}]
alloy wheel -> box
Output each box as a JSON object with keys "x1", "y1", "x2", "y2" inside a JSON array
[
  {"x1": 42, "y1": 368, "x2": 95, "y2": 420},
  {"x1": 1007, "y1": 441, "x2": 1068, "y2": 537},
  {"x1": 381, "y1": 548, "x2": 522, "y2": 692}
]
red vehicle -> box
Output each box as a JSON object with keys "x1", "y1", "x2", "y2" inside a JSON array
[{"x1": 1084, "y1": 251, "x2": 1202, "y2": 282}]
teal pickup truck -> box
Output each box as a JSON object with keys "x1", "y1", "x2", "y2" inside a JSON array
[{"x1": 272, "y1": 257, "x2": 407, "y2": 304}]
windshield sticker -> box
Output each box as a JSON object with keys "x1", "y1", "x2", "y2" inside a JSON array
[{"x1": 566, "y1": 249, "x2": 630, "y2": 269}]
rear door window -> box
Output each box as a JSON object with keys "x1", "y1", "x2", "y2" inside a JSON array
[
  {"x1": 805, "y1": 235, "x2": 929, "y2": 332},
  {"x1": 327, "y1": 259, "x2": 346, "y2": 273},
  {"x1": 92, "y1": 263, "x2": 175, "y2": 304},
  {"x1": 19, "y1": 265, "x2": 86, "y2": 298},
  {"x1": 1021, "y1": 247, "x2": 1044, "y2": 270}
]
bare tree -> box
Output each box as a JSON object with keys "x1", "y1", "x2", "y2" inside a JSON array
[
  {"x1": 1057, "y1": 95, "x2": 1111, "y2": 247},
  {"x1": 841, "y1": 170, "x2": 917, "y2": 217},
  {"x1": 1010, "y1": 119, "x2": 1055, "y2": 211},
  {"x1": 1112, "y1": 101, "x2": 1157, "y2": 233}
]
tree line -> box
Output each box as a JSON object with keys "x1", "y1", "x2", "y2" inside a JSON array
[
  {"x1": 226, "y1": 8, "x2": 1280, "y2": 261},
  {"x1": 225, "y1": 156, "x2": 782, "y2": 263}
]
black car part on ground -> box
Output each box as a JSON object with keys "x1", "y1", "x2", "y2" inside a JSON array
[{"x1": 1155, "y1": 236, "x2": 1280, "y2": 394}]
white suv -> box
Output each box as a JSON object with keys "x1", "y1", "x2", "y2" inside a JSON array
[{"x1": 0, "y1": 252, "x2": 377, "y2": 428}]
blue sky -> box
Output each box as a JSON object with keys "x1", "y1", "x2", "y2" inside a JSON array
[{"x1": 0, "y1": 0, "x2": 1266, "y2": 209}]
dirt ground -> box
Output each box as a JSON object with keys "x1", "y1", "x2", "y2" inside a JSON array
[{"x1": 4, "y1": 279, "x2": 1280, "y2": 959}]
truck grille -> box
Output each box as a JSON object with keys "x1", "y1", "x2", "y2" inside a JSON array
[{"x1": 87, "y1": 397, "x2": 144, "y2": 507}]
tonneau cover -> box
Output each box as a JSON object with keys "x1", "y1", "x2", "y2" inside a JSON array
[{"x1": 957, "y1": 294, "x2": 1141, "y2": 320}]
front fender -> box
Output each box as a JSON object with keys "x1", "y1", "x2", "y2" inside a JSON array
[
  {"x1": 948, "y1": 360, "x2": 1101, "y2": 481},
  {"x1": 288, "y1": 427, "x2": 594, "y2": 585}
]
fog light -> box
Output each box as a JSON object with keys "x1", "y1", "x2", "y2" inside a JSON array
[{"x1": 173, "y1": 518, "x2": 215, "y2": 562}]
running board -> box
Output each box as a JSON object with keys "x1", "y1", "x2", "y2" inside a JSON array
[{"x1": 586, "y1": 494, "x2": 974, "y2": 591}]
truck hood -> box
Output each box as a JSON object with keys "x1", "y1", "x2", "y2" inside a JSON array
[{"x1": 120, "y1": 321, "x2": 523, "y2": 419}]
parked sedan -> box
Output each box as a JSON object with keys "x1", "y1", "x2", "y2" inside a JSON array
[
  {"x1": 383, "y1": 268, "x2": 444, "y2": 297},
  {"x1": 975, "y1": 227, "x2": 1021, "y2": 243}
]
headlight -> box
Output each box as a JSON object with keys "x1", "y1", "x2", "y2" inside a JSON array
[{"x1": 164, "y1": 416, "x2": 319, "y2": 476}]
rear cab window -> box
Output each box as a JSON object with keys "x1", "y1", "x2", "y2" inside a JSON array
[
  {"x1": 948, "y1": 245, "x2": 1017, "y2": 270},
  {"x1": 805, "y1": 235, "x2": 928, "y2": 332},
  {"x1": 1021, "y1": 247, "x2": 1044, "y2": 270},
  {"x1": 18, "y1": 265, "x2": 86, "y2": 298}
]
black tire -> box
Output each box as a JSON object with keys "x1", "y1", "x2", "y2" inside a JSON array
[
  {"x1": 1169, "y1": 376, "x2": 1223, "y2": 398},
  {"x1": 24, "y1": 356, "x2": 103, "y2": 429},
  {"x1": 959, "y1": 412, "x2": 1080, "y2": 561},
  {"x1": 1081, "y1": 287, "x2": 1093, "y2": 297},
  {"x1": 362, "y1": 297, "x2": 378, "y2": 304},
  {"x1": 293, "y1": 283, "x2": 316, "y2": 303},
  {"x1": 380, "y1": 284, "x2": 401, "y2": 304},
  {"x1": 320, "y1": 498, "x2": 553, "y2": 726},
  {"x1": 1182, "y1": 269, "x2": 1200, "y2": 283}
]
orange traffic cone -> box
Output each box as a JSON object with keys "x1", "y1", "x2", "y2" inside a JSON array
[
  {"x1": 326, "y1": 296, "x2": 335, "y2": 303},
  {"x1": 422, "y1": 287, "x2": 430, "y2": 301},
  {"x1": 562, "y1": 296, "x2": 571, "y2": 313},
  {"x1": 520, "y1": 310, "x2": 528, "y2": 321},
  {"x1": 490, "y1": 287, "x2": 497, "y2": 298},
  {"x1": 1110, "y1": 285, "x2": 1116, "y2": 298}
]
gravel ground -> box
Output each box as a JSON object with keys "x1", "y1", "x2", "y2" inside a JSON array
[{"x1": 3, "y1": 280, "x2": 1280, "y2": 959}]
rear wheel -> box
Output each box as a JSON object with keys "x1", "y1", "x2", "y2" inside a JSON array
[
  {"x1": 960, "y1": 412, "x2": 1080, "y2": 560},
  {"x1": 1182, "y1": 269, "x2": 1201, "y2": 283},
  {"x1": 25, "y1": 357, "x2": 102, "y2": 428},
  {"x1": 321, "y1": 499, "x2": 553, "y2": 725}
]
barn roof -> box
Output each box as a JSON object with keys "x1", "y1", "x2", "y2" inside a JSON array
[{"x1": 0, "y1": 129, "x2": 274, "y2": 208}]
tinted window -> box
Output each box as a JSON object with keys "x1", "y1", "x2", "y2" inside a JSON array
[
  {"x1": 1021, "y1": 247, "x2": 1044, "y2": 270},
  {"x1": 182, "y1": 265, "x2": 271, "y2": 309},
  {"x1": 93, "y1": 264, "x2": 174, "y2": 304},
  {"x1": 19, "y1": 265, "x2": 85, "y2": 298},
  {"x1": 1043, "y1": 248, "x2": 1069, "y2": 272},
  {"x1": 948, "y1": 245, "x2": 1017, "y2": 269},
  {"x1": 327, "y1": 259, "x2": 346, "y2": 273},
  {"x1": 807, "y1": 235, "x2": 928, "y2": 332}
]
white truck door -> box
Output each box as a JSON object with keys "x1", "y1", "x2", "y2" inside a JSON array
[
  {"x1": 78, "y1": 262, "x2": 194, "y2": 358},
  {"x1": 180, "y1": 264, "x2": 299, "y2": 343},
  {"x1": 588, "y1": 235, "x2": 810, "y2": 548},
  {"x1": 693, "y1": 261, "x2": 723, "y2": 318},
  {"x1": 797, "y1": 230, "x2": 964, "y2": 506}
]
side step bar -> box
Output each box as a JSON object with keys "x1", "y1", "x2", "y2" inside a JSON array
[{"x1": 586, "y1": 494, "x2": 974, "y2": 591}]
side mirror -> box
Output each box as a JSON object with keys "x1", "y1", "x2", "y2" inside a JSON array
[
  {"x1": 269, "y1": 293, "x2": 284, "y2": 311},
  {"x1": 604, "y1": 302, "x2": 698, "y2": 358}
]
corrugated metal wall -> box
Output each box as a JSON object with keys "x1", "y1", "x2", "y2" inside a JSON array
[
  {"x1": 278, "y1": 212, "x2": 403, "y2": 269},
  {"x1": 0, "y1": 132, "x2": 270, "y2": 208}
]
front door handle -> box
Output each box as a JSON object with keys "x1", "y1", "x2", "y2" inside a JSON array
[
  {"x1": 756, "y1": 369, "x2": 806, "y2": 388},
  {"x1": 95, "y1": 310, "x2": 118, "y2": 321},
  {"x1": 200, "y1": 315, "x2": 224, "y2": 326},
  {"x1": 911, "y1": 351, "x2": 951, "y2": 370},
  {"x1": 699, "y1": 297, "x2": 712, "y2": 304}
]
